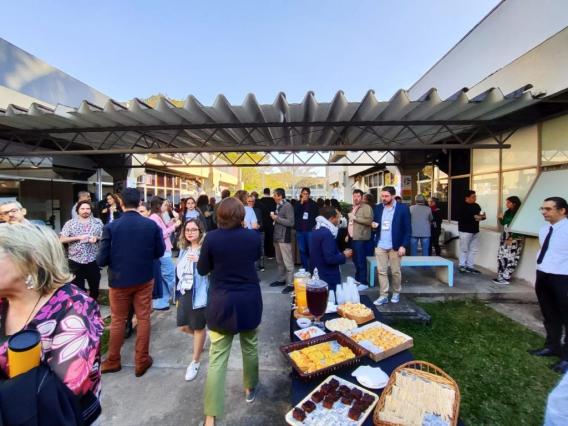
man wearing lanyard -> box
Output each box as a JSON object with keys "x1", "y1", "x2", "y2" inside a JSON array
[
  {"x1": 348, "y1": 189, "x2": 374, "y2": 285},
  {"x1": 372, "y1": 186, "x2": 411, "y2": 306},
  {"x1": 529, "y1": 197, "x2": 568, "y2": 374},
  {"x1": 294, "y1": 187, "x2": 319, "y2": 271}
]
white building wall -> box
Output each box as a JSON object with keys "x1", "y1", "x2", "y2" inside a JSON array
[
  {"x1": 409, "y1": 0, "x2": 568, "y2": 99},
  {"x1": 0, "y1": 37, "x2": 109, "y2": 108}
]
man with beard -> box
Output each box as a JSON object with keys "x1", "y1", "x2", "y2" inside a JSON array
[
  {"x1": 60, "y1": 200, "x2": 104, "y2": 300},
  {"x1": 372, "y1": 186, "x2": 411, "y2": 306}
]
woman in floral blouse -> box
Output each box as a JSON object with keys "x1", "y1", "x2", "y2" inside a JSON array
[{"x1": 0, "y1": 223, "x2": 104, "y2": 425}]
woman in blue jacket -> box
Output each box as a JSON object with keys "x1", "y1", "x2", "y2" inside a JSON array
[
  {"x1": 309, "y1": 206, "x2": 353, "y2": 291},
  {"x1": 176, "y1": 218, "x2": 209, "y2": 382}
]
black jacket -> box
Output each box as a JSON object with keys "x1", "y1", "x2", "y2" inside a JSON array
[
  {"x1": 97, "y1": 211, "x2": 166, "y2": 287},
  {"x1": 294, "y1": 199, "x2": 320, "y2": 232},
  {"x1": 0, "y1": 363, "x2": 96, "y2": 425}
]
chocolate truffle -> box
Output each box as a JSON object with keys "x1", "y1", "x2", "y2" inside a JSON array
[
  {"x1": 311, "y1": 391, "x2": 323, "y2": 403},
  {"x1": 292, "y1": 408, "x2": 306, "y2": 421},
  {"x1": 302, "y1": 400, "x2": 316, "y2": 413},
  {"x1": 348, "y1": 406, "x2": 362, "y2": 421},
  {"x1": 322, "y1": 395, "x2": 335, "y2": 409},
  {"x1": 350, "y1": 388, "x2": 363, "y2": 400}
]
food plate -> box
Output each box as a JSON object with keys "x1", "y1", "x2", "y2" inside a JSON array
[
  {"x1": 351, "y1": 365, "x2": 389, "y2": 389},
  {"x1": 337, "y1": 303, "x2": 375, "y2": 325},
  {"x1": 285, "y1": 375, "x2": 379, "y2": 425},
  {"x1": 325, "y1": 317, "x2": 358, "y2": 334},
  {"x1": 294, "y1": 326, "x2": 326, "y2": 341},
  {"x1": 346, "y1": 321, "x2": 413, "y2": 362},
  {"x1": 280, "y1": 332, "x2": 369, "y2": 380}
]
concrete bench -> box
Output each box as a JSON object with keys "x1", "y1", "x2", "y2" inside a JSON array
[{"x1": 367, "y1": 255, "x2": 454, "y2": 288}]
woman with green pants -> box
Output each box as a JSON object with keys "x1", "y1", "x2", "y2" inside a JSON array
[{"x1": 197, "y1": 197, "x2": 263, "y2": 426}]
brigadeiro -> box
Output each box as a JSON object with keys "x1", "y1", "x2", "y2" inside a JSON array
[
  {"x1": 348, "y1": 406, "x2": 362, "y2": 421},
  {"x1": 311, "y1": 391, "x2": 324, "y2": 403},
  {"x1": 329, "y1": 378, "x2": 339, "y2": 389},
  {"x1": 323, "y1": 396, "x2": 335, "y2": 409},
  {"x1": 361, "y1": 393, "x2": 374, "y2": 405},
  {"x1": 292, "y1": 408, "x2": 306, "y2": 421},
  {"x1": 351, "y1": 388, "x2": 363, "y2": 400},
  {"x1": 320, "y1": 384, "x2": 331, "y2": 395},
  {"x1": 302, "y1": 400, "x2": 316, "y2": 413}
]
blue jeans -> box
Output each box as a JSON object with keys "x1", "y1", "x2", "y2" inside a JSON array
[
  {"x1": 351, "y1": 240, "x2": 369, "y2": 284},
  {"x1": 410, "y1": 237, "x2": 430, "y2": 256},
  {"x1": 296, "y1": 231, "x2": 311, "y2": 270},
  {"x1": 152, "y1": 251, "x2": 175, "y2": 309}
]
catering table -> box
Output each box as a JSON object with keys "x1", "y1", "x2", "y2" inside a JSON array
[
  {"x1": 288, "y1": 295, "x2": 464, "y2": 426},
  {"x1": 288, "y1": 295, "x2": 413, "y2": 426}
]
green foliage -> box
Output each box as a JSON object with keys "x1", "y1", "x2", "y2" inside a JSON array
[{"x1": 393, "y1": 300, "x2": 560, "y2": 426}]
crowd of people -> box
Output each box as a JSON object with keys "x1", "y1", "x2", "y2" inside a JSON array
[{"x1": 0, "y1": 182, "x2": 567, "y2": 424}]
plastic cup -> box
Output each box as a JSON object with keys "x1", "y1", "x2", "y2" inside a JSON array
[{"x1": 8, "y1": 329, "x2": 41, "y2": 378}]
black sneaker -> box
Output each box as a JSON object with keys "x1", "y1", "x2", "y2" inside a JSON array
[
  {"x1": 459, "y1": 266, "x2": 469, "y2": 274},
  {"x1": 492, "y1": 278, "x2": 510, "y2": 285},
  {"x1": 466, "y1": 267, "x2": 481, "y2": 274},
  {"x1": 269, "y1": 281, "x2": 286, "y2": 287},
  {"x1": 281, "y1": 286, "x2": 294, "y2": 294}
]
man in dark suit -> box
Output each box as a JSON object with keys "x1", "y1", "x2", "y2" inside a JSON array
[
  {"x1": 97, "y1": 188, "x2": 165, "y2": 377},
  {"x1": 372, "y1": 186, "x2": 411, "y2": 306},
  {"x1": 259, "y1": 187, "x2": 277, "y2": 258}
]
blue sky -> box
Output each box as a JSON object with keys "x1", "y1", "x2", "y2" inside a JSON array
[{"x1": 1, "y1": 0, "x2": 499, "y2": 104}]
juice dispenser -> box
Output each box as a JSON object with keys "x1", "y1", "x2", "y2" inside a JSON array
[{"x1": 293, "y1": 268, "x2": 311, "y2": 316}]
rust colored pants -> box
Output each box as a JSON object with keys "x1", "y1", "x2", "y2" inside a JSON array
[{"x1": 107, "y1": 280, "x2": 153, "y2": 369}]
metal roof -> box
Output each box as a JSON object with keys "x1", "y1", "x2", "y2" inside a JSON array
[{"x1": 0, "y1": 86, "x2": 540, "y2": 159}]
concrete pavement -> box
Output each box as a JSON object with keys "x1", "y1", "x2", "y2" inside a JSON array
[{"x1": 98, "y1": 256, "x2": 540, "y2": 425}]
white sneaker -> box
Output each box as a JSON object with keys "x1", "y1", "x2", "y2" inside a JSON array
[
  {"x1": 391, "y1": 293, "x2": 400, "y2": 304},
  {"x1": 373, "y1": 296, "x2": 389, "y2": 306},
  {"x1": 185, "y1": 361, "x2": 200, "y2": 381}
]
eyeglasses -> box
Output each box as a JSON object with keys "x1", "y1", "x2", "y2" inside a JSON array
[
  {"x1": 185, "y1": 228, "x2": 200, "y2": 233},
  {"x1": 539, "y1": 207, "x2": 556, "y2": 212},
  {"x1": 0, "y1": 208, "x2": 21, "y2": 215}
]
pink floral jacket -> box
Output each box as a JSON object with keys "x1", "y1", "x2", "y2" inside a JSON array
[{"x1": 0, "y1": 284, "x2": 104, "y2": 397}]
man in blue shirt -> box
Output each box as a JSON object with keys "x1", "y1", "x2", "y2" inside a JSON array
[
  {"x1": 372, "y1": 186, "x2": 411, "y2": 306},
  {"x1": 294, "y1": 187, "x2": 320, "y2": 270}
]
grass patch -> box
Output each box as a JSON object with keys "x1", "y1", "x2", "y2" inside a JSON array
[
  {"x1": 392, "y1": 300, "x2": 560, "y2": 426},
  {"x1": 101, "y1": 317, "x2": 111, "y2": 355}
]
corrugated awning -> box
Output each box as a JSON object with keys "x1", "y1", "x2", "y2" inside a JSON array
[{"x1": 0, "y1": 86, "x2": 541, "y2": 158}]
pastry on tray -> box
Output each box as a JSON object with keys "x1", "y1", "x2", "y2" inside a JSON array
[
  {"x1": 337, "y1": 303, "x2": 375, "y2": 324},
  {"x1": 288, "y1": 341, "x2": 356, "y2": 374}
]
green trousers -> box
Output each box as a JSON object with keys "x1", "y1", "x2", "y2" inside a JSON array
[{"x1": 204, "y1": 329, "x2": 259, "y2": 417}]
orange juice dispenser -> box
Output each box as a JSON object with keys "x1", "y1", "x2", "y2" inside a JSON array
[{"x1": 293, "y1": 269, "x2": 311, "y2": 317}]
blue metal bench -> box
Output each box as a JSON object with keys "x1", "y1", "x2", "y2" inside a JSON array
[{"x1": 366, "y1": 255, "x2": 454, "y2": 287}]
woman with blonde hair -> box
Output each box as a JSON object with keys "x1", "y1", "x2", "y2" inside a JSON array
[
  {"x1": 176, "y1": 218, "x2": 209, "y2": 381},
  {"x1": 0, "y1": 224, "x2": 104, "y2": 424}
]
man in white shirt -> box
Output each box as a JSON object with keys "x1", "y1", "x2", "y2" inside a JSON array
[{"x1": 529, "y1": 197, "x2": 568, "y2": 374}]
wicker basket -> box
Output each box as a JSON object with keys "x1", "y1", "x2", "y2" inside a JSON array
[
  {"x1": 373, "y1": 360, "x2": 461, "y2": 426},
  {"x1": 280, "y1": 331, "x2": 369, "y2": 380}
]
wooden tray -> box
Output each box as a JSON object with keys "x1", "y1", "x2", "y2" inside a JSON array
[
  {"x1": 373, "y1": 361, "x2": 461, "y2": 426},
  {"x1": 347, "y1": 321, "x2": 413, "y2": 362},
  {"x1": 337, "y1": 304, "x2": 375, "y2": 325},
  {"x1": 285, "y1": 375, "x2": 379, "y2": 425},
  {"x1": 280, "y1": 331, "x2": 369, "y2": 380}
]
